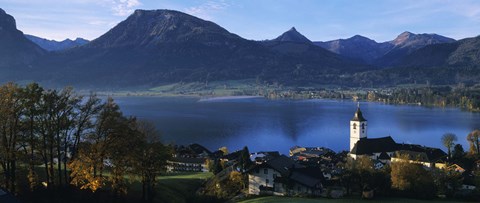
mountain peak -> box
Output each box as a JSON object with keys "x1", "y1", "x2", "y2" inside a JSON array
[
  {"x1": 391, "y1": 31, "x2": 455, "y2": 47},
  {"x1": 0, "y1": 8, "x2": 17, "y2": 31},
  {"x1": 349, "y1": 35, "x2": 372, "y2": 41},
  {"x1": 393, "y1": 31, "x2": 415, "y2": 45},
  {"x1": 273, "y1": 27, "x2": 312, "y2": 43},
  {"x1": 87, "y1": 9, "x2": 237, "y2": 48}
]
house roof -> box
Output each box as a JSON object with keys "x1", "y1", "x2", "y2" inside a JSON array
[
  {"x1": 393, "y1": 150, "x2": 430, "y2": 162},
  {"x1": 289, "y1": 167, "x2": 325, "y2": 188},
  {"x1": 247, "y1": 155, "x2": 303, "y2": 176},
  {"x1": 222, "y1": 150, "x2": 243, "y2": 161},
  {"x1": 188, "y1": 143, "x2": 212, "y2": 155},
  {"x1": 169, "y1": 157, "x2": 206, "y2": 164},
  {"x1": 351, "y1": 107, "x2": 367, "y2": 122},
  {"x1": 350, "y1": 136, "x2": 397, "y2": 155},
  {"x1": 396, "y1": 144, "x2": 447, "y2": 162}
]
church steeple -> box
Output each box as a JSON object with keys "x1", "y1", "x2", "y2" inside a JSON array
[
  {"x1": 350, "y1": 103, "x2": 368, "y2": 151},
  {"x1": 352, "y1": 106, "x2": 367, "y2": 122}
]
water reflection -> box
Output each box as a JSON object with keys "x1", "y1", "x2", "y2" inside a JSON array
[{"x1": 114, "y1": 97, "x2": 480, "y2": 154}]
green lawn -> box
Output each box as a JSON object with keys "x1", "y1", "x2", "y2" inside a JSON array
[
  {"x1": 237, "y1": 196, "x2": 468, "y2": 203},
  {"x1": 154, "y1": 172, "x2": 213, "y2": 203}
]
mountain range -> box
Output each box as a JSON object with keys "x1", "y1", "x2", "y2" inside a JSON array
[
  {"x1": 25, "y1": 35, "x2": 89, "y2": 51},
  {"x1": 0, "y1": 8, "x2": 479, "y2": 89},
  {"x1": 315, "y1": 31, "x2": 456, "y2": 66}
]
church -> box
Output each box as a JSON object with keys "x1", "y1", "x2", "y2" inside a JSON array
[{"x1": 348, "y1": 104, "x2": 447, "y2": 168}]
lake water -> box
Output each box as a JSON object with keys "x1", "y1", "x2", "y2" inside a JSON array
[{"x1": 113, "y1": 96, "x2": 480, "y2": 154}]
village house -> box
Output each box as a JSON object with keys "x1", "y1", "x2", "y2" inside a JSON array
[
  {"x1": 289, "y1": 146, "x2": 335, "y2": 161},
  {"x1": 250, "y1": 151, "x2": 280, "y2": 164},
  {"x1": 166, "y1": 143, "x2": 211, "y2": 172},
  {"x1": 247, "y1": 155, "x2": 325, "y2": 196},
  {"x1": 166, "y1": 157, "x2": 208, "y2": 172},
  {"x1": 348, "y1": 104, "x2": 447, "y2": 168}
]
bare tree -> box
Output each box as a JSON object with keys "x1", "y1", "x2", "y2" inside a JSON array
[{"x1": 441, "y1": 133, "x2": 457, "y2": 159}]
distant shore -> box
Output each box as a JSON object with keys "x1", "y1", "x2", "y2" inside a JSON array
[{"x1": 198, "y1": 96, "x2": 263, "y2": 102}]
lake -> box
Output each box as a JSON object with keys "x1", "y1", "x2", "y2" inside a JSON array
[{"x1": 113, "y1": 96, "x2": 480, "y2": 154}]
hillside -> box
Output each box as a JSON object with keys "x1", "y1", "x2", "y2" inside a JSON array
[
  {"x1": 31, "y1": 9, "x2": 369, "y2": 88},
  {"x1": 0, "y1": 8, "x2": 45, "y2": 81}
]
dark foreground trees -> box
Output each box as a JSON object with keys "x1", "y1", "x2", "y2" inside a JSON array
[{"x1": 0, "y1": 82, "x2": 170, "y2": 202}]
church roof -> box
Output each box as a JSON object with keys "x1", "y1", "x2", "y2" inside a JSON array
[
  {"x1": 396, "y1": 144, "x2": 447, "y2": 162},
  {"x1": 350, "y1": 136, "x2": 397, "y2": 155},
  {"x1": 351, "y1": 137, "x2": 447, "y2": 163},
  {"x1": 351, "y1": 107, "x2": 367, "y2": 122}
]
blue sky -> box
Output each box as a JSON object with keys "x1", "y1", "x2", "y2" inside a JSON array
[{"x1": 1, "y1": 0, "x2": 480, "y2": 42}]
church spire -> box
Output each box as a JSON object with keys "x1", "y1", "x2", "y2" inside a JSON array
[{"x1": 352, "y1": 104, "x2": 367, "y2": 122}]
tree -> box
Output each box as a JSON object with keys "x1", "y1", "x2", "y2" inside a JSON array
[
  {"x1": 442, "y1": 133, "x2": 457, "y2": 159},
  {"x1": 467, "y1": 129, "x2": 480, "y2": 155},
  {"x1": 133, "y1": 120, "x2": 170, "y2": 202},
  {"x1": 237, "y1": 146, "x2": 251, "y2": 172},
  {"x1": 19, "y1": 83, "x2": 43, "y2": 190},
  {"x1": 452, "y1": 144, "x2": 465, "y2": 161},
  {"x1": 391, "y1": 155, "x2": 435, "y2": 198},
  {"x1": 69, "y1": 143, "x2": 104, "y2": 192},
  {"x1": 0, "y1": 83, "x2": 23, "y2": 192},
  {"x1": 219, "y1": 146, "x2": 229, "y2": 155}
]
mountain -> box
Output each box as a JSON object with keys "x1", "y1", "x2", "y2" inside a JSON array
[
  {"x1": 272, "y1": 27, "x2": 312, "y2": 43},
  {"x1": 374, "y1": 31, "x2": 455, "y2": 66},
  {"x1": 33, "y1": 9, "x2": 367, "y2": 88},
  {"x1": 315, "y1": 32, "x2": 455, "y2": 67},
  {"x1": 0, "y1": 8, "x2": 45, "y2": 81},
  {"x1": 398, "y1": 35, "x2": 480, "y2": 68},
  {"x1": 25, "y1": 35, "x2": 89, "y2": 51},
  {"x1": 314, "y1": 35, "x2": 392, "y2": 64}
]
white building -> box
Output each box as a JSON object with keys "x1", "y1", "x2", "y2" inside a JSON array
[{"x1": 247, "y1": 155, "x2": 324, "y2": 196}]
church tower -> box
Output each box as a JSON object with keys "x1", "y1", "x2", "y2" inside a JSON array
[{"x1": 350, "y1": 103, "x2": 367, "y2": 151}]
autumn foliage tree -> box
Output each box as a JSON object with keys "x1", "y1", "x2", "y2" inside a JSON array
[
  {"x1": 391, "y1": 155, "x2": 435, "y2": 198},
  {"x1": 467, "y1": 129, "x2": 480, "y2": 156},
  {"x1": 0, "y1": 82, "x2": 171, "y2": 202}
]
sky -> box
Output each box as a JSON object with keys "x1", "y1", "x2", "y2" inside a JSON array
[{"x1": 1, "y1": 0, "x2": 480, "y2": 42}]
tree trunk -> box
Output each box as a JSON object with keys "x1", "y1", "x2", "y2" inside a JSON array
[
  {"x1": 56, "y1": 132, "x2": 62, "y2": 186},
  {"x1": 49, "y1": 141, "x2": 55, "y2": 186},
  {"x1": 64, "y1": 137, "x2": 69, "y2": 185}
]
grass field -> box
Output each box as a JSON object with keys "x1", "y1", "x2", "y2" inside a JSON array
[
  {"x1": 237, "y1": 196, "x2": 469, "y2": 203},
  {"x1": 154, "y1": 172, "x2": 213, "y2": 203}
]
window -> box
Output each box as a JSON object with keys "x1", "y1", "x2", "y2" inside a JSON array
[
  {"x1": 266, "y1": 179, "x2": 269, "y2": 184},
  {"x1": 264, "y1": 169, "x2": 268, "y2": 174},
  {"x1": 353, "y1": 123, "x2": 357, "y2": 129},
  {"x1": 361, "y1": 123, "x2": 365, "y2": 129}
]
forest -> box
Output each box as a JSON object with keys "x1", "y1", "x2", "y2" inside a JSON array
[{"x1": 0, "y1": 82, "x2": 170, "y2": 202}]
